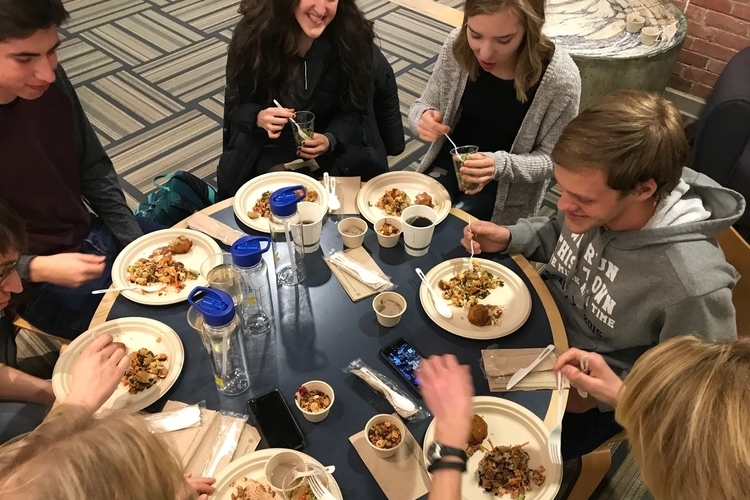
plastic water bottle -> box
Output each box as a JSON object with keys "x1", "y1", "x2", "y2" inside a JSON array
[
  {"x1": 269, "y1": 186, "x2": 307, "y2": 285},
  {"x1": 187, "y1": 286, "x2": 249, "y2": 396},
  {"x1": 231, "y1": 236, "x2": 274, "y2": 335}
]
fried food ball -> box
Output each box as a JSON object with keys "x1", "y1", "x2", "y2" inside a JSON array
[
  {"x1": 415, "y1": 192, "x2": 433, "y2": 206},
  {"x1": 469, "y1": 414, "x2": 488, "y2": 446},
  {"x1": 167, "y1": 235, "x2": 193, "y2": 254},
  {"x1": 468, "y1": 304, "x2": 491, "y2": 326}
]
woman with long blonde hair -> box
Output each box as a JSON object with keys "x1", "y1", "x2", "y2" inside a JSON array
[
  {"x1": 555, "y1": 335, "x2": 750, "y2": 500},
  {"x1": 409, "y1": 0, "x2": 580, "y2": 224}
]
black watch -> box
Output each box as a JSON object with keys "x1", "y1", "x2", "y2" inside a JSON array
[
  {"x1": 427, "y1": 460, "x2": 467, "y2": 473},
  {"x1": 426, "y1": 442, "x2": 468, "y2": 466}
]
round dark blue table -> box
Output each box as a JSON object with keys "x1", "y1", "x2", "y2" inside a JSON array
[{"x1": 92, "y1": 201, "x2": 567, "y2": 500}]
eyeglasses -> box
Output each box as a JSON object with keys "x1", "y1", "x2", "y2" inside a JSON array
[{"x1": 0, "y1": 259, "x2": 19, "y2": 284}]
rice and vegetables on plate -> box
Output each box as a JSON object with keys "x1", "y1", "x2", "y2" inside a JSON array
[
  {"x1": 477, "y1": 442, "x2": 546, "y2": 499},
  {"x1": 126, "y1": 236, "x2": 199, "y2": 292}
]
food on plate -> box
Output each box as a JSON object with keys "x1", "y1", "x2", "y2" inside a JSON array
[
  {"x1": 376, "y1": 221, "x2": 400, "y2": 236},
  {"x1": 122, "y1": 348, "x2": 169, "y2": 394},
  {"x1": 230, "y1": 477, "x2": 276, "y2": 500},
  {"x1": 289, "y1": 482, "x2": 316, "y2": 500},
  {"x1": 167, "y1": 235, "x2": 193, "y2": 254},
  {"x1": 248, "y1": 189, "x2": 318, "y2": 219},
  {"x1": 477, "y1": 442, "x2": 546, "y2": 499},
  {"x1": 438, "y1": 260, "x2": 504, "y2": 308},
  {"x1": 467, "y1": 303, "x2": 503, "y2": 327},
  {"x1": 376, "y1": 188, "x2": 411, "y2": 216},
  {"x1": 295, "y1": 386, "x2": 331, "y2": 413},
  {"x1": 126, "y1": 239, "x2": 199, "y2": 292},
  {"x1": 466, "y1": 414, "x2": 489, "y2": 457},
  {"x1": 368, "y1": 421, "x2": 402, "y2": 449},
  {"x1": 414, "y1": 192, "x2": 434, "y2": 208}
]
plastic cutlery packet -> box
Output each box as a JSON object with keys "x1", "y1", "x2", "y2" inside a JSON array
[
  {"x1": 482, "y1": 347, "x2": 568, "y2": 391},
  {"x1": 145, "y1": 403, "x2": 205, "y2": 433},
  {"x1": 202, "y1": 411, "x2": 248, "y2": 478},
  {"x1": 324, "y1": 250, "x2": 395, "y2": 292},
  {"x1": 344, "y1": 359, "x2": 429, "y2": 422}
]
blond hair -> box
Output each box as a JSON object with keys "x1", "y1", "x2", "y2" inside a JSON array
[
  {"x1": 552, "y1": 90, "x2": 688, "y2": 201},
  {"x1": 0, "y1": 405, "x2": 193, "y2": 500},
  {"x1": 616, "y1": 336, "x2": 750, "y2": 500},
  {"x1": 452, "y1": 0, "x2": 553, "y2": 102}
]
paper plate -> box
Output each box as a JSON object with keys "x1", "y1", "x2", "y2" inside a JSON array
[
  {"x1": 419, "y1": 257, "x2": 531, "y2": 340},
  {"x1": 111, "y1": 228, "x2": 221, "y2": 306},
  {"x1": 51, "y1": 317, "x2": 184, "y2": 412},
  {"x1": 423, "y1": 396, "x2": 561, "y2": 500},
  {"x1": 233, "y1": 172, "x2": 328, "y2": 233},
  {"x1": 211, "y1": 448, "x2": 343, "y2": 500},
  {"x1": 356, "y1": 171, "x2": 451, "y2": 225}
]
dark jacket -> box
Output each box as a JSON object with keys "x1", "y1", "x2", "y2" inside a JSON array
[
  {"x1": 366, "y1": 44, "x2": 405, "y2": 159},
  {"x1": 217, "y1": 32, "x2": 404, "y2": 198}
]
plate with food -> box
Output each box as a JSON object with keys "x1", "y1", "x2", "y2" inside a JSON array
[
  {"x1": 356, "y1": 171, "x2": 451, "y2": 225},
  {"x1": 51, "y1": 317, "x2": 184, "y2": 413},
  {"x1": 111, "y1": 229, "x2": 221, "y2": 306},
  {"x1": 423, "y1": 396, "x2": 561, "y2": 500},
  {"x1": 233, "y1": 171, "x2": 328, "y2": 233},
  {"x1": 419, "y1": 258, "x2": 531, "y2": 340},
  {"x1": 211, "y1": 448, "x2": 343, "y2": 500}
]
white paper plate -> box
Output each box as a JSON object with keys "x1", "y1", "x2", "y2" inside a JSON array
[
  {"x1": 212, "y1": 448, "x2": 343, "y2": 500},
  {"x1": 419, "y1": 257, "x2": 532, "y2": 340},
  {"x1": 423, "y1": 396, "x2": 561, "y2": 500},
  {"x1": 111, "y1": 228, "x2": 221, "y2": 306},
  {"x1": 52, "y1": 317, "x2": 184, "y2": 413},
  {"x1": 356, "y1": 172, "x2": 451, "y2": 225},
  {"x1": 233, "y1": 172, "x2": 328, "y2": 233}
]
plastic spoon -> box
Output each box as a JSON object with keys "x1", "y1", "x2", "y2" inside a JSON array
[
  {"x1": 415, "y1": 268, "x2": 453, "y2": 319},
  {"x1": 273, "y1": 99, "x2": 310, "y2": 141}
]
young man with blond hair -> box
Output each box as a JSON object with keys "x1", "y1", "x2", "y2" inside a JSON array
[{"x1": 461, "y1": 90, "x2": 745, "y2": 459}]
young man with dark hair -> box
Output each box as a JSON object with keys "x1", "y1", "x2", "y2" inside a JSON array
[
  {"x1": 461, "y1": 90, "x2": 745, "y2": 459},
  {"x1": 0, "y1": 0, "x2": 156, "y2": 340}
]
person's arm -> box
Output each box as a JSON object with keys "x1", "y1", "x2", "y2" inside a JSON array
[
  {"x1": 658, "y1": 289, "x2": 738, "y2": 342},
  {"x1": 407, "y1": 31, "x2": 455, "y2": 135},
  {"x1": 429, "y1": 468, "x2": 463, "y2": 500},
  {"x1": 505, "y1": 213, "x2": 564, "y2": 262},
  {"x1": 0, "y1": 364, "x2": 55, "y2": 405}
]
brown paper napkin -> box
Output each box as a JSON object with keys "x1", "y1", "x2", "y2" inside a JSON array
[
  {"x1": 325, "y1": 247, "x2": 391, "y2": 302},
  {"x1": 350, "y1": 420, "x2": 430, "y2": 500},
  {"x1": 331, "y1": 176, "x2": 361, "y2": 215},
  {"x1": 482, "y1": 348, "x2": 568, "y2": 392},
  {"x1": 284, "y1": 159, "x2": 320, "y2": 172}
]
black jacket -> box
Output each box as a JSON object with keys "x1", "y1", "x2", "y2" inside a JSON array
[{"x1": 217, "y1": 33, "x2": 404, "y2": 198}]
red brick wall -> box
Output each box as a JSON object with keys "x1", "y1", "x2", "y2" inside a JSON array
[{"x1": 669, "y1": 0, "x2": 750, "y2": 99}]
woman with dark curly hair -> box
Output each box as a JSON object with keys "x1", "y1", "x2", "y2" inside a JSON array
[{"x1": 217, "y1": 0, "x2": 399, "y2": 198}]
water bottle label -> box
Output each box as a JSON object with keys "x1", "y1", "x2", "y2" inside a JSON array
[
  {"x1": 274, "y1": 252, "x2": 280, "y2": 262},
  {"x1": 246, "y1": 295, "x2": 257, "y2": 306},
  {"x1": 215, "y1": 375, "x2": 224, "y2": 388}
]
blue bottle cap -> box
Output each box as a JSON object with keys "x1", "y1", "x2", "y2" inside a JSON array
[
  {"x1": 270, "y1": 185, "x2": 306, "y2": 217},
  {"x1": 187, "y1": 287, "x2": 235, "y2": 327},
  {"x1": 231, "y1": 236, "x2": 271, "y2": 268}
]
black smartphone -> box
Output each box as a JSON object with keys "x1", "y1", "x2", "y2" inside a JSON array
[
  {"x1": 247, "y1": 389, "x2": 306, "y2": 450},
  {"x1": 379, "y1": 337, "x2": 424, "y2": 393}
]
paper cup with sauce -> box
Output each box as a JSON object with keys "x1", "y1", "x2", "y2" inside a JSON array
[
  {"x1": 294, "y1": 380, "x2": 334, "y2": 423},
  {"x1": 374, "y1": 217, "x2": 402, "y2": 249},
  {"x1": 372, "y1": 291, "x2": 406, "y2": 328},
  {"x1": 401, "y1": 205, "x2": 437, "y2": 257},
  {"x1": 365, "y1": 414, "x2": 405, "y2": 458},
  {"x1": 626, "y1": 13, "x2": 645, "y2": 33},
  {"x1": 338, "y1": 217, "x2": 367, "y2": 248}
]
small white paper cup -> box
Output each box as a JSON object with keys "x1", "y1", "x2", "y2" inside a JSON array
[
  {"x1": 401, "y1": 205, "x2": 437, "y2": 257},
  {"x1": 626, "y1": 14, "x2": 644, "y2": 33},
  {"x1": 365, "y1": 414, "x2": 406, "y2": 459},
  {"x1": 372, "y1": 292, "x2": 406, "y2": 328},
  {"x1": 639, "y1": 26, "x2": 660, "y2": 45},
  {"x1": 338, "y1": 218, "x2": 367, "y2": 248},
  {"x1": 374, "y1": 218, "x2": 402, "y2": 249},
  {"x1": 294, "y1": 380, "x2": 335, "y2": 423},
  {"x1": 298, "y1": 202, "x2": 324, "y2": 253}
]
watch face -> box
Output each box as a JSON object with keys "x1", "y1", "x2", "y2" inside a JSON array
[{"x1": 427, "y1": 442, "x2": 442, "y2": 464}]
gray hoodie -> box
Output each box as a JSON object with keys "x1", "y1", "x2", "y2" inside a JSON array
[
  {"x1": 507, "y1": 168, "x2": 745, "y2": 383},
  {"x1": 408, "y1": 28, "x2": 581, "y2": 225}
]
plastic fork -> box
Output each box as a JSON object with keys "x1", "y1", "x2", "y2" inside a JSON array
[
  {"x1": 548, "y1": 371, "x2": 564, "y2": 465},
  {"x1": 307, "y1": 475, "x2": 337, "y2": 500},
  {"x1": 273, "y1": 99, "x2": 310, "y2": 141},
  {"x1": 468, "y1": 214, "x2": 474, "y2": 269},
  {"x1": 324, "y1": 172, "x2": 341, "y2": 211}
]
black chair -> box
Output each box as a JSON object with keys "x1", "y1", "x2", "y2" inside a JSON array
[{"x1": 691, "y1": 47, "x2": 750, "y2": 239}]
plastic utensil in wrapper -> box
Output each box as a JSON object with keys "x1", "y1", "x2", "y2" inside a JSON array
[
  {"x1": 145, "y1": 402, "x2": 206, "y2": 433},
  {"x1": 344, "y1": 359, "x2": 429, "y2": 422},
  {"x1": 202, "y1": 411, "x2": 249, "y2": 478},
  {"x1": 324, "y1": 251, "x2": 395, "y2": 292}
]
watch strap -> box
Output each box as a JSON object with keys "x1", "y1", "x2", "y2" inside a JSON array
[
  {"x1": 436, "y1": 444, "x2": 468, "y2": 463},
  {"x1": 428, "y1": 460, "x2": 467, "y2": 474}
]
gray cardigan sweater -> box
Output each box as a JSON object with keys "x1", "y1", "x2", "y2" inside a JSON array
[{"x1": 408, "y1": 28, "x2": 581, "y2": 225}]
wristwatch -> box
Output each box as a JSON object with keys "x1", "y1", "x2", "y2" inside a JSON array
[{"x1": 426, "y1": 442, "x2": 468, "y2": 473}]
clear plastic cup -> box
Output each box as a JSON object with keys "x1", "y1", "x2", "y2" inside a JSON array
[
  {"x1": 293, "y1": 111, "x2": 315, "y2": 146},
  {"x1": 281, "y1": 462, "x2": 330, "y2": 500},
  {"x1": 451, "y1": 145, "x2": 479, "y2": 191},
  {"x1": 200, "y1": 253, "x2": 242, "y2": 306}
]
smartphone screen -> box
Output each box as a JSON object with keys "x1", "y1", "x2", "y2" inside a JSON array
[
  {"x1": 380, "y1": 337, "x2": 424, "y2": 391},
  {"x1": 247, "y1": 390, "x2": 306, "y2": 450}
]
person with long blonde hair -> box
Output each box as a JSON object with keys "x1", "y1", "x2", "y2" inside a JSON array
[
  {"x1": 555, "y1": 335, "x2": 750, "y2": 500},
  {"x1": 409, "y1": 0, "x2": 580, "y2": 224},
  {"x1": 0, "y1": 405, "x2": 216, "y2": 499}
]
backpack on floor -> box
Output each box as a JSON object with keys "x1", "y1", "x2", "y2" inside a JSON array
[{"x1": 135, "y1": 171, "x2": 217, "y2": 227}]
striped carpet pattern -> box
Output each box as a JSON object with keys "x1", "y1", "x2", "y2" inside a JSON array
[{"x1": 24, "y1": 1, "x2": 661, "y2": 498}]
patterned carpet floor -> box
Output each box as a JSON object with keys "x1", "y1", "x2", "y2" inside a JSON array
[{"x1": 17, "y1": 1, "x2": 699, "y2": 498}]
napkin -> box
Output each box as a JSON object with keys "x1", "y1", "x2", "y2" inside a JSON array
[
  {"x1": 283, "y1": 159, "x2": 320, "y2": 173},
  {"x1": 186, "y1": 212, "x2": 245, "y2": 246},
  {"x1": 350, "y1": 418, "x2": 430, "y2": 500},
  {"x1": 325, "y1": 246, "x2": 392, "y2": 302},
  {"x1": 482, "y1": 348, "x2": 568, "y2": 391},
  {"x1": 330, "y1": 176, "x2": 361, "y2": 215}
]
